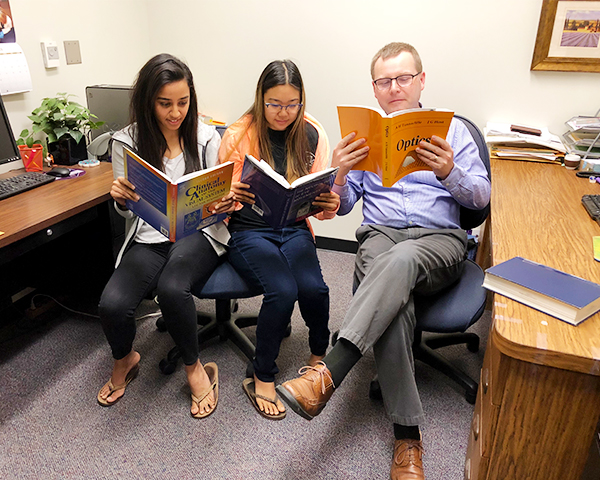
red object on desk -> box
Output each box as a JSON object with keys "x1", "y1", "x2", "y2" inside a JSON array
[{"x1": 18, "y1": 144, "x2": 44, "y2": 172}]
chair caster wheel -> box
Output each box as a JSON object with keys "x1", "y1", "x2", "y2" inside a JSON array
[
  {"x1": 369, "y1": 377, "x2": 382, "y2": 401},
  {"x1": 284, "y1": 323, "x2": 292, "y2": 338},
  {"x1": 156, "y1": 317, "x2": 167, "y2": 332},
  {"x1": 331, "y1": 331, "x2": 338, "y2": 346},
  {"x1": 245, "y1": 361, "x2": 254, "y2": 379},
  {"x1": 465, "y1": 391, "x2": 477, "y2": 404},
  {"x1": 159, "y1": 359, "x2": 176, "y2": 375},
  {"x1": 166, "y1": 349, "x2": 180, "y2": 363},
  {"x1": 467, "y1": 338, "x2": 480, "y2": 353}
]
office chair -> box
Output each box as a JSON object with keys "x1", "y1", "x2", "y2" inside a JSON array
[
  {"x1": 156, "y1": 125, "x2": 267, "y2": 374},
  {"x1": 407, "y1": 257, "x2": 487, "y2": 405},
  {"x1": 156, "y1": 258, "x2": 296, "y2": 375},
  {"x1": 338, "y1": 115, "x2": 491, "y2": 405},
  {"x1": 407, "y1": 115, "x2": 491, "y2": 405},
  {"x1": 157, "y1": 259, "x2": 264, "y2": 374}
]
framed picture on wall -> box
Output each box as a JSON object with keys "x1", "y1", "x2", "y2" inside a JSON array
[{"x1": 532, "y1": 0, "x2": 600, "y2": 72}]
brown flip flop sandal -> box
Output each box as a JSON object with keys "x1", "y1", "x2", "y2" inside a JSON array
[
  {"x1": 97, "y1": 363, "x2": 140, "y2": 407},
  {"x1": 242, "y1": 378, "x2": 286, "y2": 420},
  {"x1": 191, "y1": 362, "x2": 219, "y2": 419}
]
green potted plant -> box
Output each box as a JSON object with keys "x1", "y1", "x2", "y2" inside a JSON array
[{"x1": 16, "y1": 92, "x2": 104, "y2": 165}]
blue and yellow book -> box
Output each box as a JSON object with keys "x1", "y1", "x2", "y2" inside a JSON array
[{"x1": 123, "y1": 147, "x2": 233, "y2": 242}]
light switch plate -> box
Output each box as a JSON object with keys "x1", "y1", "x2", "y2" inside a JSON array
[
  {"x1": 40, "y1": 41, "x2": 59, "y2": 68},
  {"x1": 64, "y1": 40, "x2": 81, "y2": 65}
]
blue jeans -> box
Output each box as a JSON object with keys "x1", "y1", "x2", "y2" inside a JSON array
[{"x1": 228, "y1": 228, "x2": 330, "y2": 383}]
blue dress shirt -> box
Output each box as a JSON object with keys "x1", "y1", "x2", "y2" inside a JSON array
[{"x1": 332, "y1": 117, "x2": 491, "y2": 230}]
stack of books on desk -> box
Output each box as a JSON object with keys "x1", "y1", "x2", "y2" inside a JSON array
[
  {"x1": 484, "y1": 122, "x2": 566, "y2": 163},
  {"x1": 563, "y1": 116, "x2": 600, "y2": 160}
]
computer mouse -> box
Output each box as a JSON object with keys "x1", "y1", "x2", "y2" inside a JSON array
[{"x1": 47, "y1": 167, "x2": 71, "y2": 177}]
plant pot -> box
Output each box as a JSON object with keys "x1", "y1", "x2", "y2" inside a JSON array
[
  {"x1": 18, "y1": 144, "x2": 44, "y2": 172},
  {"x1": 48, "y1": 135, "x2": 87, "y2": 166}
]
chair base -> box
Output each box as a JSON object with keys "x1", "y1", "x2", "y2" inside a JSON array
[
  {"x1": 157, "y1": 299, "x2": 292, "y2": 375},
  {"x1": 158, "y1": 298, "x2": 258, "y2": 375},
  {"x1": 368, "y1": 331, "x2": 479, "y2": 404},
  {"x1": 415, "y1": 331, "x2": 479, "y2": 404}
]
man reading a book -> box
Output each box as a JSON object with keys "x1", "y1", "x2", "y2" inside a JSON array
[{"x1": 277, "y1": 42, "x2": 491, "y2": 480}]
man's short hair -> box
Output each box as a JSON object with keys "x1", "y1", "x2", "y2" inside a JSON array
[{"x1": 370, "y1": 42, "x2": 423, "y2": 79}]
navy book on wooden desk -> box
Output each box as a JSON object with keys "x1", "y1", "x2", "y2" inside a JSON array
[{"x1": 483, "y1": 256, "x2": 600, "y2": 325}]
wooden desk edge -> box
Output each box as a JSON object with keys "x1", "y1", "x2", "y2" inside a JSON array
[
  {"x1": 0, "y1": 192, "x2": 112, "y2": 248},
  {"x1": 0, "y1": 163, "x2": 113, "y2": 249},
  {"x1": 491, "y1": 324, "x2": 600, "y2": 376}
]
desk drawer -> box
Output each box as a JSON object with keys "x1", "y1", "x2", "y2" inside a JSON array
[
  {"x1": 477, "y1": 388, "x2": 500, "y2": 459},
  {"x1": 465, "y1": 388, "x2": 490, "y2": 480},
  {"x1": 464, "y1": 452, "x2": 489, "y2": 480},
  {"x1": 486, "y1": 334, "x2": 507, "y2": 407},
  {"x1": 479, "y1": 336, "x2": 504, "y2": 458},
  {"x1": 0, "y1": 207, "x2": 99, "y2": 266}
]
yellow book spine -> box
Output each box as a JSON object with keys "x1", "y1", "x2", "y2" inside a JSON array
[
  {"x1": 169, "y1": 183, "x2": 177, "y2": 242},
  {"x1": 382, "y1": 117, "x2": 392, "y2": 187}
]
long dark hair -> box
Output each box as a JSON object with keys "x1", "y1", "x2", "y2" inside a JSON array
[
  {"x1": 129, "y1": 53, "x2": 200, "y2": 173},
  {"x1": 246, "y1": 60, "x2": 311, "y2": 181}
]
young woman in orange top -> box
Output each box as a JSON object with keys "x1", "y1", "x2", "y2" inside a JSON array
[{"x1": 219, "y1": 60, "x2": 339, "y2": 420}]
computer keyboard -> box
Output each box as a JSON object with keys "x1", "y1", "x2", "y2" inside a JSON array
[{"x1": 0, "y1": 171, "x2": 55, "y2": 201}]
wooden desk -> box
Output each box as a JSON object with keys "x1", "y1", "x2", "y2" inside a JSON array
[
  {"x1": 465, "y1": 160, "x2": 600, "y2": 480},
  {"x1": 0, "y1": 162, "x2": 113, "y2": 249},
  {"x1": 0, "y1": 163, "x2": 115, "y2": 297}
]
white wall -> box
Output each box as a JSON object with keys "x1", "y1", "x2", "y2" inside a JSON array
[
  {"x1": 3, "y1": 0, "x2": 152, "y2": 133},
  {"x1": 4, "y1": 0, "x2": 600, "y2": 240}
]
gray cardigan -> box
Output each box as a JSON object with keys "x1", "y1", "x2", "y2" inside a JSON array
[{"x1": 110, "y1": 123, "x2": 230, "y2": 266}]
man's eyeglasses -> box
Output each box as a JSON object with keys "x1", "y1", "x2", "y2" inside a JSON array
[
  {"x1": 373, "y1": 73, "x2": 421, "y2": 90},
  {"x1": 265, "y1": 103, "x2": 303, "y2": 112}
]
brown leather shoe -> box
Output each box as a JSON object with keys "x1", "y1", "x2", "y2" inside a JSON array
[
  {"x1": 390, "y1": 438, "x2": 424, "y2": 480},
  {"x1": 276, "y1": 361, "x2": 335, "y2": 420}
]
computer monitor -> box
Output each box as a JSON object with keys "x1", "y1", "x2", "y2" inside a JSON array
[
  {"x1": 0, "y1": 94, "x2": 23, "y2": 173},
  {"x1": 86, "y1": 85, "x2": 132, "y2": 141}
]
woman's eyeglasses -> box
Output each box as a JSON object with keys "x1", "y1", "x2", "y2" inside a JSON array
[{"x1": 264, "y1": 103, "x2": 303, "y2": 112}]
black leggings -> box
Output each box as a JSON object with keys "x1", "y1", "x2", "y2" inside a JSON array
[{"x1": 98, "y1": 232, "x2": 220, "y2": 365}]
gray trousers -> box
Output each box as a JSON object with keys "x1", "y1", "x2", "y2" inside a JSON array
[{"x1": 338, "y1": 225, "x2": 467, "y2": 425}]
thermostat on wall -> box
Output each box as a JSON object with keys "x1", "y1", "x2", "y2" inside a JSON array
[{"x1": 41, "y1": 41, "x2": 59, "y2": 69}]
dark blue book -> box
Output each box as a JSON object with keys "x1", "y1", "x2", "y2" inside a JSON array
[
  {"x1": 240, "y1": 154, "x2": 338, "y2": 229},
  {"x1": 483, "y1": 256, "x2": 600, "y2": 325}
]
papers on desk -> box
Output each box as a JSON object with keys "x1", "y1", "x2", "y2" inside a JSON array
[
  {"x1": 563, "y1": 116, "x2": 600, "y2": 160},
  {"x1": 565, "y1": 116, "x2": 600, "y2": 133},
  {"x1": 563, "y1": 132, "x2": 600, "y2": 159},
  {"x1": 491, "y1": 147, "x2": 563, "y2": 163},
  {"x1": 484, "y1": 122, "x2": 566, "y2": 163},
  {"x1": 564, "y1": 130, "x2": 600, "y2": 147}
]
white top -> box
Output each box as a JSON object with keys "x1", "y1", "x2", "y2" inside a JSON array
[{"x1": 111, "y1": 122, "x2": 229, "y2": 265}]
